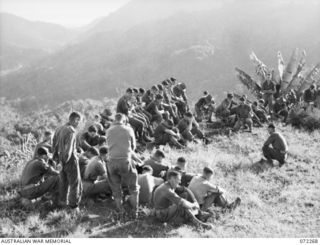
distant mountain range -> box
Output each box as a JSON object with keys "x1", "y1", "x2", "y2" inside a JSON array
[
  {"x1": 0, "y1": 12, "x2": 80, "y2": 73},
  {"x1": 0, "y1": 0, "x2": 319, "y2": 108}
]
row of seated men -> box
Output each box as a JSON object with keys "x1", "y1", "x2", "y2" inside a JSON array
[
  {"x1": 72, "y1": 77, "x2": 309, "y2": 154},
  {"x1": 115, "y1": 77, "x2": 213, "y2": 147}
]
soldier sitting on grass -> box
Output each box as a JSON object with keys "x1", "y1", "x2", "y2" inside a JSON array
[
  {"x1": 82, "y1": 146, "x2": 112, "y2": 199},
  {"x1": 188, "y1": 167, "x2": 241, "y2": 211},
  {"x1": 143, "y1": 150, "x2": 169, "y2": 178},
  {"x1": 138, "y1": 165, "x2": 164, "y2": 205},
  {"x1": 153, "y1": 170, "x2": 213, "y2": 229}
]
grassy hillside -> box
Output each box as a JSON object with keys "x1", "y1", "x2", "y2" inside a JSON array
[{"x1": 0, "y1": 102, "x2": 319, "y2": 237}]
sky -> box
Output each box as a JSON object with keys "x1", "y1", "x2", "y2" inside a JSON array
[{"x1": 0, "y1": 0, "x2": 130, "y2": 27}]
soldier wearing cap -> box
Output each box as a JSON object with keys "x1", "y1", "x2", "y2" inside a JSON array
[
  {"x1": 19, "y1": 147, "x2": 60, "y2": 205},
  {"x1": 262, "y1": 123, "x2": 288, "y2": 167}
]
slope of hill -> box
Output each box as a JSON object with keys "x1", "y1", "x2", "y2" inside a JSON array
[
  {"x1": 0, "y1": 13, "x2": 80, "y2": 72},
  {"x1": 0, "y1": 1, "x2": 319, "y2": 107},
  {"x1": 0, "y1": 101, "x2": 319, "y2": 237}
]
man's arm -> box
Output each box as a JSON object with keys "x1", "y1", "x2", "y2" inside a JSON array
[
  {"x1": 130, "y1": 127, "x2": 137, "y2": 151},
  {"x1": 62, "y1": 128, "x2": 76, "y2": 162},
  {"x1": 263, "y1": 134, "x2": 273, "y2": 147},
  {"x1": 80, "y1": 133, "x2": 91, "y2": 151}
]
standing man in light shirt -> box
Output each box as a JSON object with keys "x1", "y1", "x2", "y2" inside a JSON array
[
  {"x1": 52, "y1": 112, "x2": 82, "y2": 212},
  {"x1": 106, "y1": 113, "x2": 140, "y2": 218}
]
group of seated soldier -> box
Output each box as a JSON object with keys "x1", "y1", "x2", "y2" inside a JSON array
[
  {"x1": 18, "y1": 123, "x2": 240, "y2": 229},
  {"x1": 17, "y1": 75, "x2": 299, "y2": 228},
  {"x1": 210, "y1": 82, "x2": 320, "y2": 132},
  {"x1": 115, "y1": 77, "x2": 212, "y2": 148}
]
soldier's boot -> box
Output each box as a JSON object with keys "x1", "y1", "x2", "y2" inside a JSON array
[
  {"x1": 227, "y1": 197, "x2": 241, "y2": 211},
  {"x1": 186, "y1": 209, "x2": 213, "y2": 229}
]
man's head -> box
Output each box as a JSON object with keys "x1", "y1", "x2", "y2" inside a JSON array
[
  {"x1": 132, "y1": 88, "x2": 139, "y2": 96},
  {"x1": 37, "y1": 147, "x2": 49, "y2": 161},
  {"x1": 98, "y1": 136, "x2": 107, "y2": 146},
  {"x1": 151, "y1": 85, "x2": 158, "y2": 95},
  {"x1": 94, "y1": 114, "x2": 101, "y2": 122},
  {"x1": 240, "y1": 96, "x2": 245, "y2": 105},
  {"x1": 170, "y1": 77, "x2": 177, "y2": 85},
  {"x1": 142, "y1": 165, "x2": 153, "y2": 175},
  {"x1": 114, "y1": 113, "x2": 126, "y2": 124},
  {"x1": 126, "y1": 88, "x2": 133, "y2": 98},
  {"x1": 267, "y1": 123, "x2": 275, "y2": 134},
  {"x1": 163, "y1": 119, "x2": 174, "y2": 129},
  {"x1": 179, "y1": 83, "x2": 187, "y2": 91},
  {"x1": 86, "y1": 147, "x2": 99, "y2": 159},
  {"x1": 139, "y1": 88, "x2": 145, "y2": 97},
  {"x1": 99, "y1": 146, "x2": 108, "y2": 162},
  {"x1": 101, "y1": 108, "x2": 112, "y2": 118},
  {"x1": 310, "y1": 84, "x2": 315, "y2": 90},
  {"x1": 87, "y1": 125, "x2": 97, "y2": 137},
  {"x1": 184, "y1": 112, "x2": 193, "y2": 122},
  {"x1": 162, "y1": 80, "x2": 169, "y2": 89},
  {"x1": 157, "y1": 84, "x2": 164, "y2": 92},
  {"x1": 155, "y1": 94, "x2": 164, "y2": 104},
  {"x1": 167, "y1": 170, "x2": 181, "y2": 189},
  {"x1": 266, "y1": 71, "x2": 272, "y2": 81},
  {"x1": 69, "y1": 112, "x2": 81, "y2": 129},
  {"x1": 253, "y1": 101, "x2": 258, "y2": 108},
  {"x1": 176, "y1": 157, "x2": 186, "y2": 171},
  {"x1": 202, "y1": 166, "x2": 214, "y2": 180},
  {"x1": 258, "y1": 99, "x2": 265, "y2": 106},
  {"x1": 205, "y1": 94, "x2": 213, "y2": 104},
  {"x1": 43, "y1": 131, "x2": 53, "y2": 143},
  {"x1": 227, "y1": 93, "x2": 234, "y2": 100},
  {"x1": 153, "y1": 149, "x2": 165, "y2": 162}
]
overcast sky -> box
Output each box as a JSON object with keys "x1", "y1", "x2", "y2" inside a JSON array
[{"x1": 0, "y1": 0, "x2": 130, "y2": 27}]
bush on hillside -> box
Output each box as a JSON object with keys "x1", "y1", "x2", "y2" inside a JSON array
[{"x1": 288, "y1": 107, "x2": 320, "y2": 131}]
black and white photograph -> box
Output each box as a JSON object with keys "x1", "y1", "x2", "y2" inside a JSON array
[{"x1": 0, "y1": 0, "x2": 319, "y2": 240}]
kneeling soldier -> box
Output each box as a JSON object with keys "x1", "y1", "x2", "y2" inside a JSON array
[{"x1": 19, "y1": 147, "x2": 60, "y2": 205}]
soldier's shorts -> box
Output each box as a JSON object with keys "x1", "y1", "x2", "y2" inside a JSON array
[
  {"x1": 19, "y1": 175, "x2": 59, "y2": 201},
  {"x1": 107, "y1": 158, "x2": 139, "y2": 199},
  {"x1": 155, "y1": 204, "x2": 191, "y2": 224}
]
